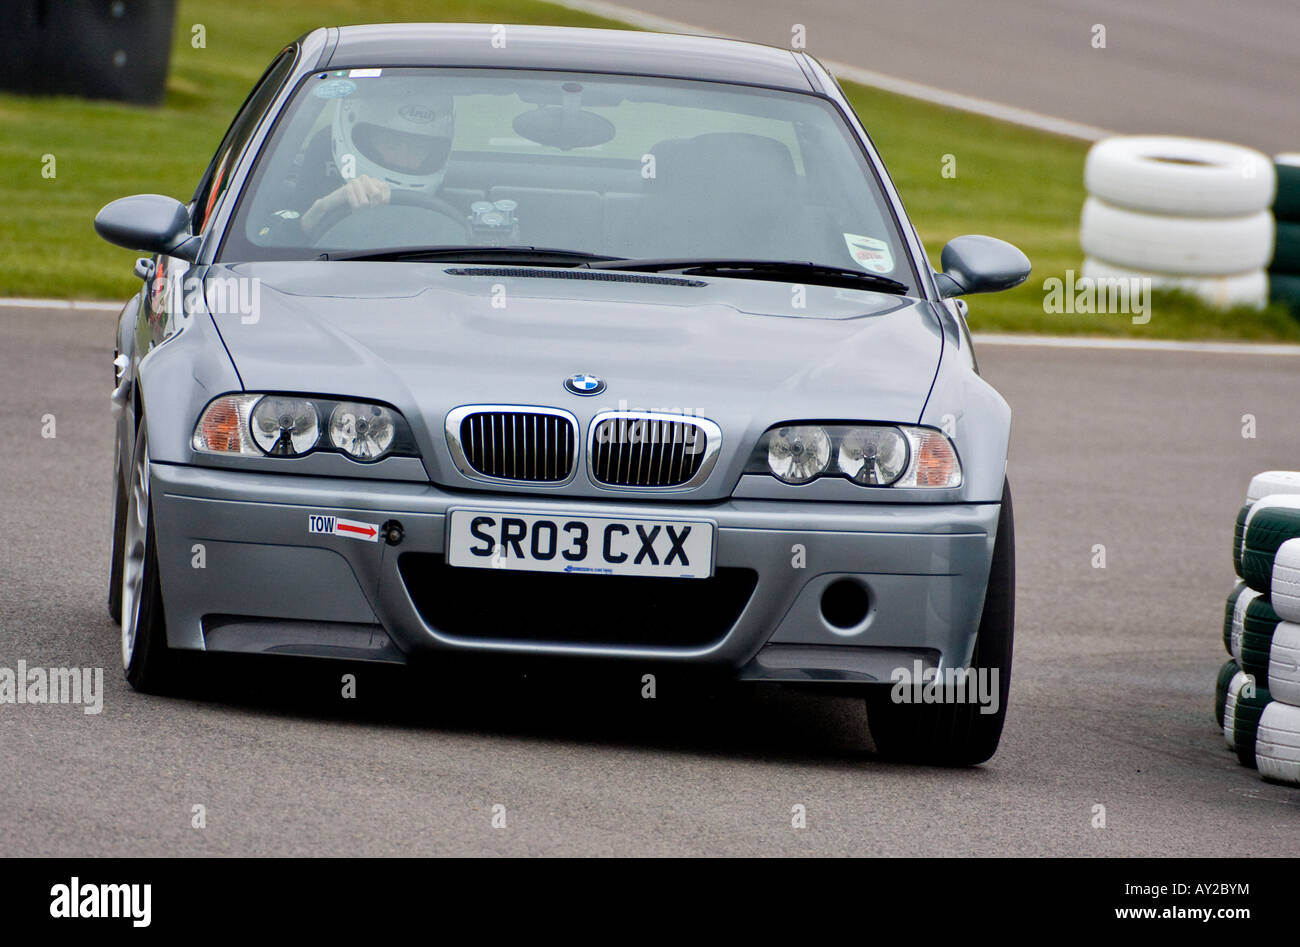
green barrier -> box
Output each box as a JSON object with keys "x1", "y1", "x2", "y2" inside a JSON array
[
  {"x1": 1271, "y1": 221, "x2": 1300, "y2": 274},
  {"x1": 1276, "y1": 160, "x2": 1300, "y2": 222},
  {"x1": 1270, "y1": 272, "x2": 1300, "y2": 316}
]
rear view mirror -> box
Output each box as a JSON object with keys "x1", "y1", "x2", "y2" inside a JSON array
[
  {"x1": 934, "y1": 235, "x2": 1031, "y2": 298},
  {"x1": 94, "y1": 194, "x2": 200, "y2": 261},
  {"x1": 512, "y1": 106, "x2": 615, "y2": 150}
]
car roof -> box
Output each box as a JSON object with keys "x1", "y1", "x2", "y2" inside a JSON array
[{"x1": 316, "y1": 23, "x2": 816, "y2": 92}]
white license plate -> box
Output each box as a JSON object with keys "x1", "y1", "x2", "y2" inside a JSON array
[{"x1": 446, "y1": 510, "x2": 715, "y2": 579}]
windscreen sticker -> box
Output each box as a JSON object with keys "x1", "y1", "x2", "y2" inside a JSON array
[
  {"x1": 313, "y1": 78, "x2": 356, "y2": 99},
  {"x1": 307, "y1": 514, "x2": 380, "y2": 542},
  {"x1": 843, "y1": 233, "x2": 894, "y2": 274},
  {"x1": 348, "y1": 68, "x2": 383, "y2": 78}
]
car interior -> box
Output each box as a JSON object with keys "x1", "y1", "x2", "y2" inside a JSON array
[{"x1": 227, "y1": 71, "x2": 903, "y2": 278}]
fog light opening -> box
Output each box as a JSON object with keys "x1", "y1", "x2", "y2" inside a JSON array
[{"x1": 820, "y1": 579, "x2": 870, "y2": 630}]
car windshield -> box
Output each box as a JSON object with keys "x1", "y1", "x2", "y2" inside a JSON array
[{"x1": 222, "y1": 68, "x2": 916, "y2": 292}]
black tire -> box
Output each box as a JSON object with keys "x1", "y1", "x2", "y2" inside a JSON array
[
  {"x1": 1233, "y1": 504, "x2": 1250, "y2": 579},
  {"x1": 865, "y1": 480, "x2": 1015, "y2": 766},
  {"x1": 1223, "y1": 581, "x2": 1248, "y2": 657},
  {"x1": 1215, "y1": 658, "x2": 1240, "y2": 728},
  {"x1": 108, "y1": 462, "x2": 126, "y2": 624},
  {"x1": 1240, "y1": 597, "x2": 1281, "y2": 682},
  {"x1": 1241, "y1": 506, "x2": 1300, "y2": 592},
  {"x1": 1232, "y1": 683, "x2": 1272, "y2": 769},
  {"x1": 124, "y1": 506, "x2": 175, "y2": 693}
]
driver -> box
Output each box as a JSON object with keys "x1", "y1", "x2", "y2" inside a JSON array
[{"x1": 271, "y1": 79, "x2": 458, "y2": 242}]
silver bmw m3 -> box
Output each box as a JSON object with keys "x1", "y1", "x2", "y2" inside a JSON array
[{"x1": 96, "y1": 23, "x2": 1030, "y2": 765}]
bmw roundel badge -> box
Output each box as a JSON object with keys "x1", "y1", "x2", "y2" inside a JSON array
[{"x1": 564, "y1": 373, "x2": 606, "y2": 396}]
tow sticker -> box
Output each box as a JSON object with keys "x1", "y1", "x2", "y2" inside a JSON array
[
  {"x1": 307, "y1": 514, "x2": 379, "y2": 542},
  {"x1": 843, "y1": 233, "x2": 894, "y2": 274}
]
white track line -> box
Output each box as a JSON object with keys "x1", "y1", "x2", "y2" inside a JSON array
[
  {"x1": 972, "y1": 333, "x2": 1300, "y2": 356},
  {"x1": 0, "y1": 297, "x2": 120, "y2": 311},
  {"x1": 552, "y1": 0, "x2": 1111, "y2": 141},
  {"x1": 5, "y1": 296, "x2": 1296, "y2": 355}
]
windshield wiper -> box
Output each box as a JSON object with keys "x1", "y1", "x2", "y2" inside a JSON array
[
  {"x1": 315, "y1": 249, "x2": 910, "y2": 293},
  {"x1": 584, "y1": 258, "x2": 909, "y2": 295},
  {"x1": 318, "y1": 246, "x2": 625, "y2": 264}
]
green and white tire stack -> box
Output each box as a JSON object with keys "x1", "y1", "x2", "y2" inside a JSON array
[
  {"x1": 1215, "y1": 657, "x2": 1240, "y2": 728},
  {"x1": 1256, "y1": 702, "x2": 1300, "y2": 784},
  {"x1": 1239, "y1": 596, "x2": 1282, "y2": 682},
  {"x1": 1234, "y1": 471, "x2": 1300, "y2": 575},
  {"x1": 1223, "y1": 670, "x2": 1270, "y2": 768},
  {"x1": 1081, "y1": 136, "x2": 1276, "y2": 310},
  {"x1": 1268, "y1": 617, "x2": 1300, "y2": 705},
  {"x1": 1223, "y1": 581, "x2": 1251, "y2": 655},
  {"x1": 1270, "y1": 538, "x2": 1300, "y2": 625},
  {"x1": 1241, "y1": 495, "x2": 1300, "y2": 593},
  {"x1": 1217, "y1": 473, "x2": 1300, "y2": 783},
  {"x1": 1258, "y1": 542, "x2": 1300, "y2": 783},
  {"x1": 1270, "y1": 155, "x2": 1300, "y2": 315}
]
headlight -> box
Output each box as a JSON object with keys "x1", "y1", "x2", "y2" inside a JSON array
[
  {"x1": 746, "y1": 423, "x2": 961, "y2": 488},
  {"x1": 765, "y1": 425, "x2": 832, "y2": 484},
  {"x1": 194, "y1": 394, "x2": 415, "y2": 462},
  {"x1": 251, "y1": 396, "x2": 319, "y2": 456},
  {"x1": 838, "y1": 427, "x2": 909, "y2": 485},
  {"x1": 328, "y1": 402, "x2": 396, "y2": 461}
]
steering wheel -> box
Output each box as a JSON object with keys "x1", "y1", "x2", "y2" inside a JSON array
[{"x1": 312, "y1": 187, "x2": 469, "y2": 241}]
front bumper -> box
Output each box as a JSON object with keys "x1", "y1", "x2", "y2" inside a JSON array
[{"x1": 149, "y1": 462, "x2": 1002, "y2": 684}]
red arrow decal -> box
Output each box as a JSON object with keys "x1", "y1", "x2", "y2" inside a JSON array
[{"x1": 337, "y1": 523, "x2": 377, "y2": 537}]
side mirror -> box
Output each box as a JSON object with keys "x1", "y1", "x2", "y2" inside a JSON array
[
  {"x1": 933, "y1": 234, "x2": 1031, "y2": 298},
  {"x1": 94, "y1": 194, "x2": 201, "y2": 261}
]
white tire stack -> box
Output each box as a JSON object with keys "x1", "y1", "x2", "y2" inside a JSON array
[
  {"x1": 1216, "y1": 472, "x2": 1300, "y2": 783},
  {"x1": 1081, "y1": 136, "x2": 1277, "y2": 310}
]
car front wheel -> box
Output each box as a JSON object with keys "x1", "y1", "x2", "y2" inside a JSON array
[
  {"x1": 119, "y1": 422, "x2": 175, "y2": 693},
  {"x1": 865, "y1": 480, "x2": 1015, "y2": 766}
]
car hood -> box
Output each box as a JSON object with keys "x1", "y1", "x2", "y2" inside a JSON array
[{"x1": 206, "y1": 262, "x2": 944, "y2": 493}]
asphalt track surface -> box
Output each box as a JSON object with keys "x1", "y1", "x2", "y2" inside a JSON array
[
  {"x1": 2, "y1": 303, "x2": 1298, "y2": 857},
  {"x1": 570, "y1": 0, "x2": 1300, "y2": 153}
]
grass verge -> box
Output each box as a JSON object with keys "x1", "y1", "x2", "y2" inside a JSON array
[{"x1": 0, "y1": 0, "x2": 1294, "y2": 340}]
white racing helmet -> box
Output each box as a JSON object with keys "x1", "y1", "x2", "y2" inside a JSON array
[{"x1": 332, "y1": 79, "x2": 454, "y2": 191}]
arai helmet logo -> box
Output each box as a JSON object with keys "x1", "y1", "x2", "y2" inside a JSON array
[
  {"x1": 564, "y1": 373, "x2": 605, "y2": 396},
  {"x1": 398, "y1": 104, "x2": 437, "y2": 124}
]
